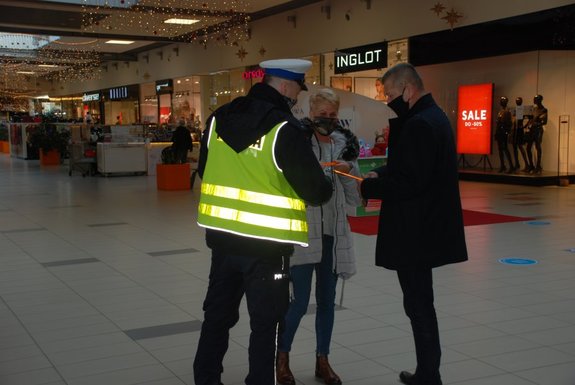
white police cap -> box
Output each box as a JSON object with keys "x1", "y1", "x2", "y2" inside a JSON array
[{"x1": 259, "y1": 58, "x2": 312, "y2": 90}]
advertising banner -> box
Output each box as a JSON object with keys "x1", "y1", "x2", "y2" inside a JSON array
[{"x1": 456, "y1": 83, "x2": 493, "y2": 154}]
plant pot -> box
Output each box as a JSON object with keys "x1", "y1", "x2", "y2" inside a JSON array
[
  {"x1": 39, "y1": 149, "x2": 61, "y2": 165},
  {"x1": 156, "y1": 163, "x2": 191, "y2": 190},
  {"x1": 0, "y1": 140, "x2": 9, "y2": 153}
]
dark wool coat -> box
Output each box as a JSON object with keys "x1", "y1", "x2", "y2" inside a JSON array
[{"x1": 361, "y1": 94, "x2": 468, "y2": 270}]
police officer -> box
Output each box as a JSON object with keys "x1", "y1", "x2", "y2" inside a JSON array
[{"x1": 194, "y1": 59, "x2": 333, "y2": 385}]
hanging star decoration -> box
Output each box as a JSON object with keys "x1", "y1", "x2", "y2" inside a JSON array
[
  {"x1": 430, "y1": 2, "x2": 445, "y2": 16},
  {"x1": 259, "y1": 45, "x2": 267, "y2": 56},
  {"x1": 329, "y1": 62, "x2": 333, "y2": 70},
  {"x1": 236, "y1": 46, "x2": 248, "y2": 61},
  {"x1": 442, "y1": 8, "x2": 463, "y2": 30}
]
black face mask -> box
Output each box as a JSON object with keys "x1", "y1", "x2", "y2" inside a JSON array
[
  {"x1": 387, "y1": 88, "x2": 409, "y2": 117},
  {"x1": 313, "y1": 117, "x2": 339, "y2": 136}
]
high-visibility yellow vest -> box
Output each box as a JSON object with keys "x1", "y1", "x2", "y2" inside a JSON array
[{"x1": 197, "y1": 117, "x2": 308, "y2": 247}]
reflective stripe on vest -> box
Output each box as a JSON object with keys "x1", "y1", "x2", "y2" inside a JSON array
[
  {"x1": 197, "y1": 117, "x2": 308, "y2": 247},
  {"x1": 198, "y1": 203, "x2": 307, "y2": 232},
  {"x1": 201, "y1": 183, "x2": 306, "y2": 211}
]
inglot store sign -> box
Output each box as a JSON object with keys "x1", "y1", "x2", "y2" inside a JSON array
[{"x1": 335, "y1": 42, "x2": 388, "y2": 74}]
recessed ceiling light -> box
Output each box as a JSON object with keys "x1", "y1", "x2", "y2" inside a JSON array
[
  {"x1": 38, "y1": 64, "x2": 58, "y2": 68},
  {"x1": 164, "y1": 18, "x2": 199, "y2": 25},
  {"x1": 105, "y1": 40, "x2": 135, "y2": 45},
  {"x1": 17, "y1": 71, "x2": 35, "y2": 74}
]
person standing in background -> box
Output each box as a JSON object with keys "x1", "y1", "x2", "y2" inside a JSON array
[
  {"x1": 276, "y1": 88, "x2": 361, "y2": 385},
  {"x1": 360, "y1": 63, "x2": 468, "y2": 385},
  {"x1": 171, "y1": 118, "x2": 193, "y2": 164},
  {"x1": 194, "y1": 59, "x2": 333, "y2": 385}
]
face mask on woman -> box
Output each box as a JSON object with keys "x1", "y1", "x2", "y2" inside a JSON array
[{"x1": 313, "y1": 117, "x2": 339, "y2": 136}]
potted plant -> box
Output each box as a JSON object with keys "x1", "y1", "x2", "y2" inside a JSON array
[
  {"x1": 156, "y1": 145, "x2": 191, "y2": 190},
  {"x1": 28, "y1": 124, "x2": 70, "y2": 165},
  {"x1": 0, "y1": 123, "x2": 8, "y2": 153}
]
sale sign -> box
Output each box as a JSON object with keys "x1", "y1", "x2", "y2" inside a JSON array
[{"x1": 456, "y1": 83, "x2": 493, "y2": 155}]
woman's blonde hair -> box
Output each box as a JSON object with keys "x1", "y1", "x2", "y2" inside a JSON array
[{"x1": 309, "y1": 88, "x2": 340, "y2": 111}]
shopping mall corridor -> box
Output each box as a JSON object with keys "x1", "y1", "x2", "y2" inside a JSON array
[{"x1": 1, "y1": 154, "x2": 575, "y2": 385}]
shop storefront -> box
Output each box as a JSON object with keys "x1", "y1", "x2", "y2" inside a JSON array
[
  {"x1": 139, "y1": 83, "x2": 158, "y2": 125},
  {"x1": 155, "y1": 79, "x2": 173, "y2": 124},
  {"x1": 101, "y1": 84, "x2": 140, "y2": 125},
  {"x1": 172, "y1": 75, "x2": 202, "y2": 127},
  {"x1": 82, "y1": 91, "x2": 102, "y2": 124}
]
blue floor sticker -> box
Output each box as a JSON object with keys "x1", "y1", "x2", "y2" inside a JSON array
[
  {"x1": 499, "y1": 258, "x2": 538, "y2": 265},
  {"x1": 526, "y1": 220, "x2": 551, "y2": 226},
  {"x1": 565, "y1": 248, "x2": 575, "y2": 253}
]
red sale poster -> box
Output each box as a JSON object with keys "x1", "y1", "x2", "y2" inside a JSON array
[{"x1": 456, "y1": 83, "x2": 493, "y2": 155}]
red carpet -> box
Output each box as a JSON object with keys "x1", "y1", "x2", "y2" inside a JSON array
[{"x1": 348, "y1": 210, "x2": 533, "y2": 236}]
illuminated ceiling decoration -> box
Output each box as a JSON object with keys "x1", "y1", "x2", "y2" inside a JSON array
[
  {"x1": 80, "y1": 0, "x2": 251, "y2": 46},
  {"x1": 0, "y1": 33, "x2": 103, "y2": 97}
]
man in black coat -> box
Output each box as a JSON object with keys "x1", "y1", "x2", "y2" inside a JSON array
[
  {"x1": 171, "y1": 119, "x2": 193, "y2": 163},
  {"x1": 360, "y1": 63, "x2": 468, "y2": 385}
]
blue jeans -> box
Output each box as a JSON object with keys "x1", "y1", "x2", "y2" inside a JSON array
[{"x1": 278, "y1": 235, "x2": 338, "y2": 355}]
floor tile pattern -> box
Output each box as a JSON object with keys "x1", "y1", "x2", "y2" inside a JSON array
[{"x1": 1, "y1": 155, "x2": 575, "y2": 385}]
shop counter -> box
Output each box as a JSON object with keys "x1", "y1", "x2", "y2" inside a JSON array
[
  {"x1": 97, "y1": 142, "x2": 147, "y2": 175},
  {"x1": 146, "y1": 142, "x2": 172, "y2": 176}
]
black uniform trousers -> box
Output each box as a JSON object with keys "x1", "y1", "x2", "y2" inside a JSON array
[
  {"x1": 193, "y1": 250, "x2": 290, "y2": 385},
  {"x1": 397, "y1": 269, "x2": 443, "y2": 385}
]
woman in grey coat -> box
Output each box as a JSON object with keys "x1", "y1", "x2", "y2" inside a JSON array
[{"x1": 277, "y1": 88, "x2": 362, "y2": 385}]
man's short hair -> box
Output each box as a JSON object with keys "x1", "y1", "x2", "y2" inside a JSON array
[{"x1": 382, "y1": 63, "x2": 424, "y2": 91}]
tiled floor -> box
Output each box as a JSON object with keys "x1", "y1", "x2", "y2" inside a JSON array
[{"x1": 1, "y1": 154, "x2": 575, "y2": 385}]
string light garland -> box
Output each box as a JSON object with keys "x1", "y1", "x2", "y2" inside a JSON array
[
  {"x1": 80, "y1": 0, "x2": 251, "y2": 46},
  {"x1": 0, "y1": 33, "x2": 104, "y2": 97}
]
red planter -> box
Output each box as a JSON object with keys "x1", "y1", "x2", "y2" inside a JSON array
[
  {"x1": 0, "y1": 141, "x2": 9, "y2": 153},
  {"x1": 156, "y1": 163, "x2": 191, "y2": 190},
  {"x1": 39, "y1": 149, "x2": 61, "y2": 165}
]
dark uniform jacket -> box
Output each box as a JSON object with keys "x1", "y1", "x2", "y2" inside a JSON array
[
  {"x1": 171, "y1": 125, "x2": 193, "y2": 151},
  {"x1": 198, "y1": 82, "x2": 333, "y2": 258},
  {"x1": 361, "y1": 94, "x2": 468, "y2": 270}
]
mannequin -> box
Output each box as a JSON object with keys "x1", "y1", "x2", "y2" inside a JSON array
[
  {"x1": 511, "y1": 97, "x2": 529, "y2": 172},
  {"x1": 525, "y1": 94, "x2": 547, "y2": 174},
  {"x1": 494, "y1": 96, "x2": 513, "y2": 173}
]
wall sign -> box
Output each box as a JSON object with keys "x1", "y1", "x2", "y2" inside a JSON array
[
  {"x1": 82, "y1": 92, "x2": 100, "y2": 102},
  {"x1": 243, "y1": 68, "x2": 265, "y2": 80},
  {"x1": 155, "y1": 79, "x2": 173, "y2": 94},
  {"x1": 109, "y1": 87, "x2": 128, "y2": 100},
  {"x1": 335, "y1": 42, "x2": 388, "y2": 74},
  {"x1": 456, "y1": 83, "x2": 493, "y2": 155}
]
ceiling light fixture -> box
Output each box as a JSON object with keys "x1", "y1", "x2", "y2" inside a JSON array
[
  {"x1": 105, "y1": 40, "x2": 135, "y2": 45},
  {"x1": 164, "y1": 18, "x2": 200, "y2": 25}
]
